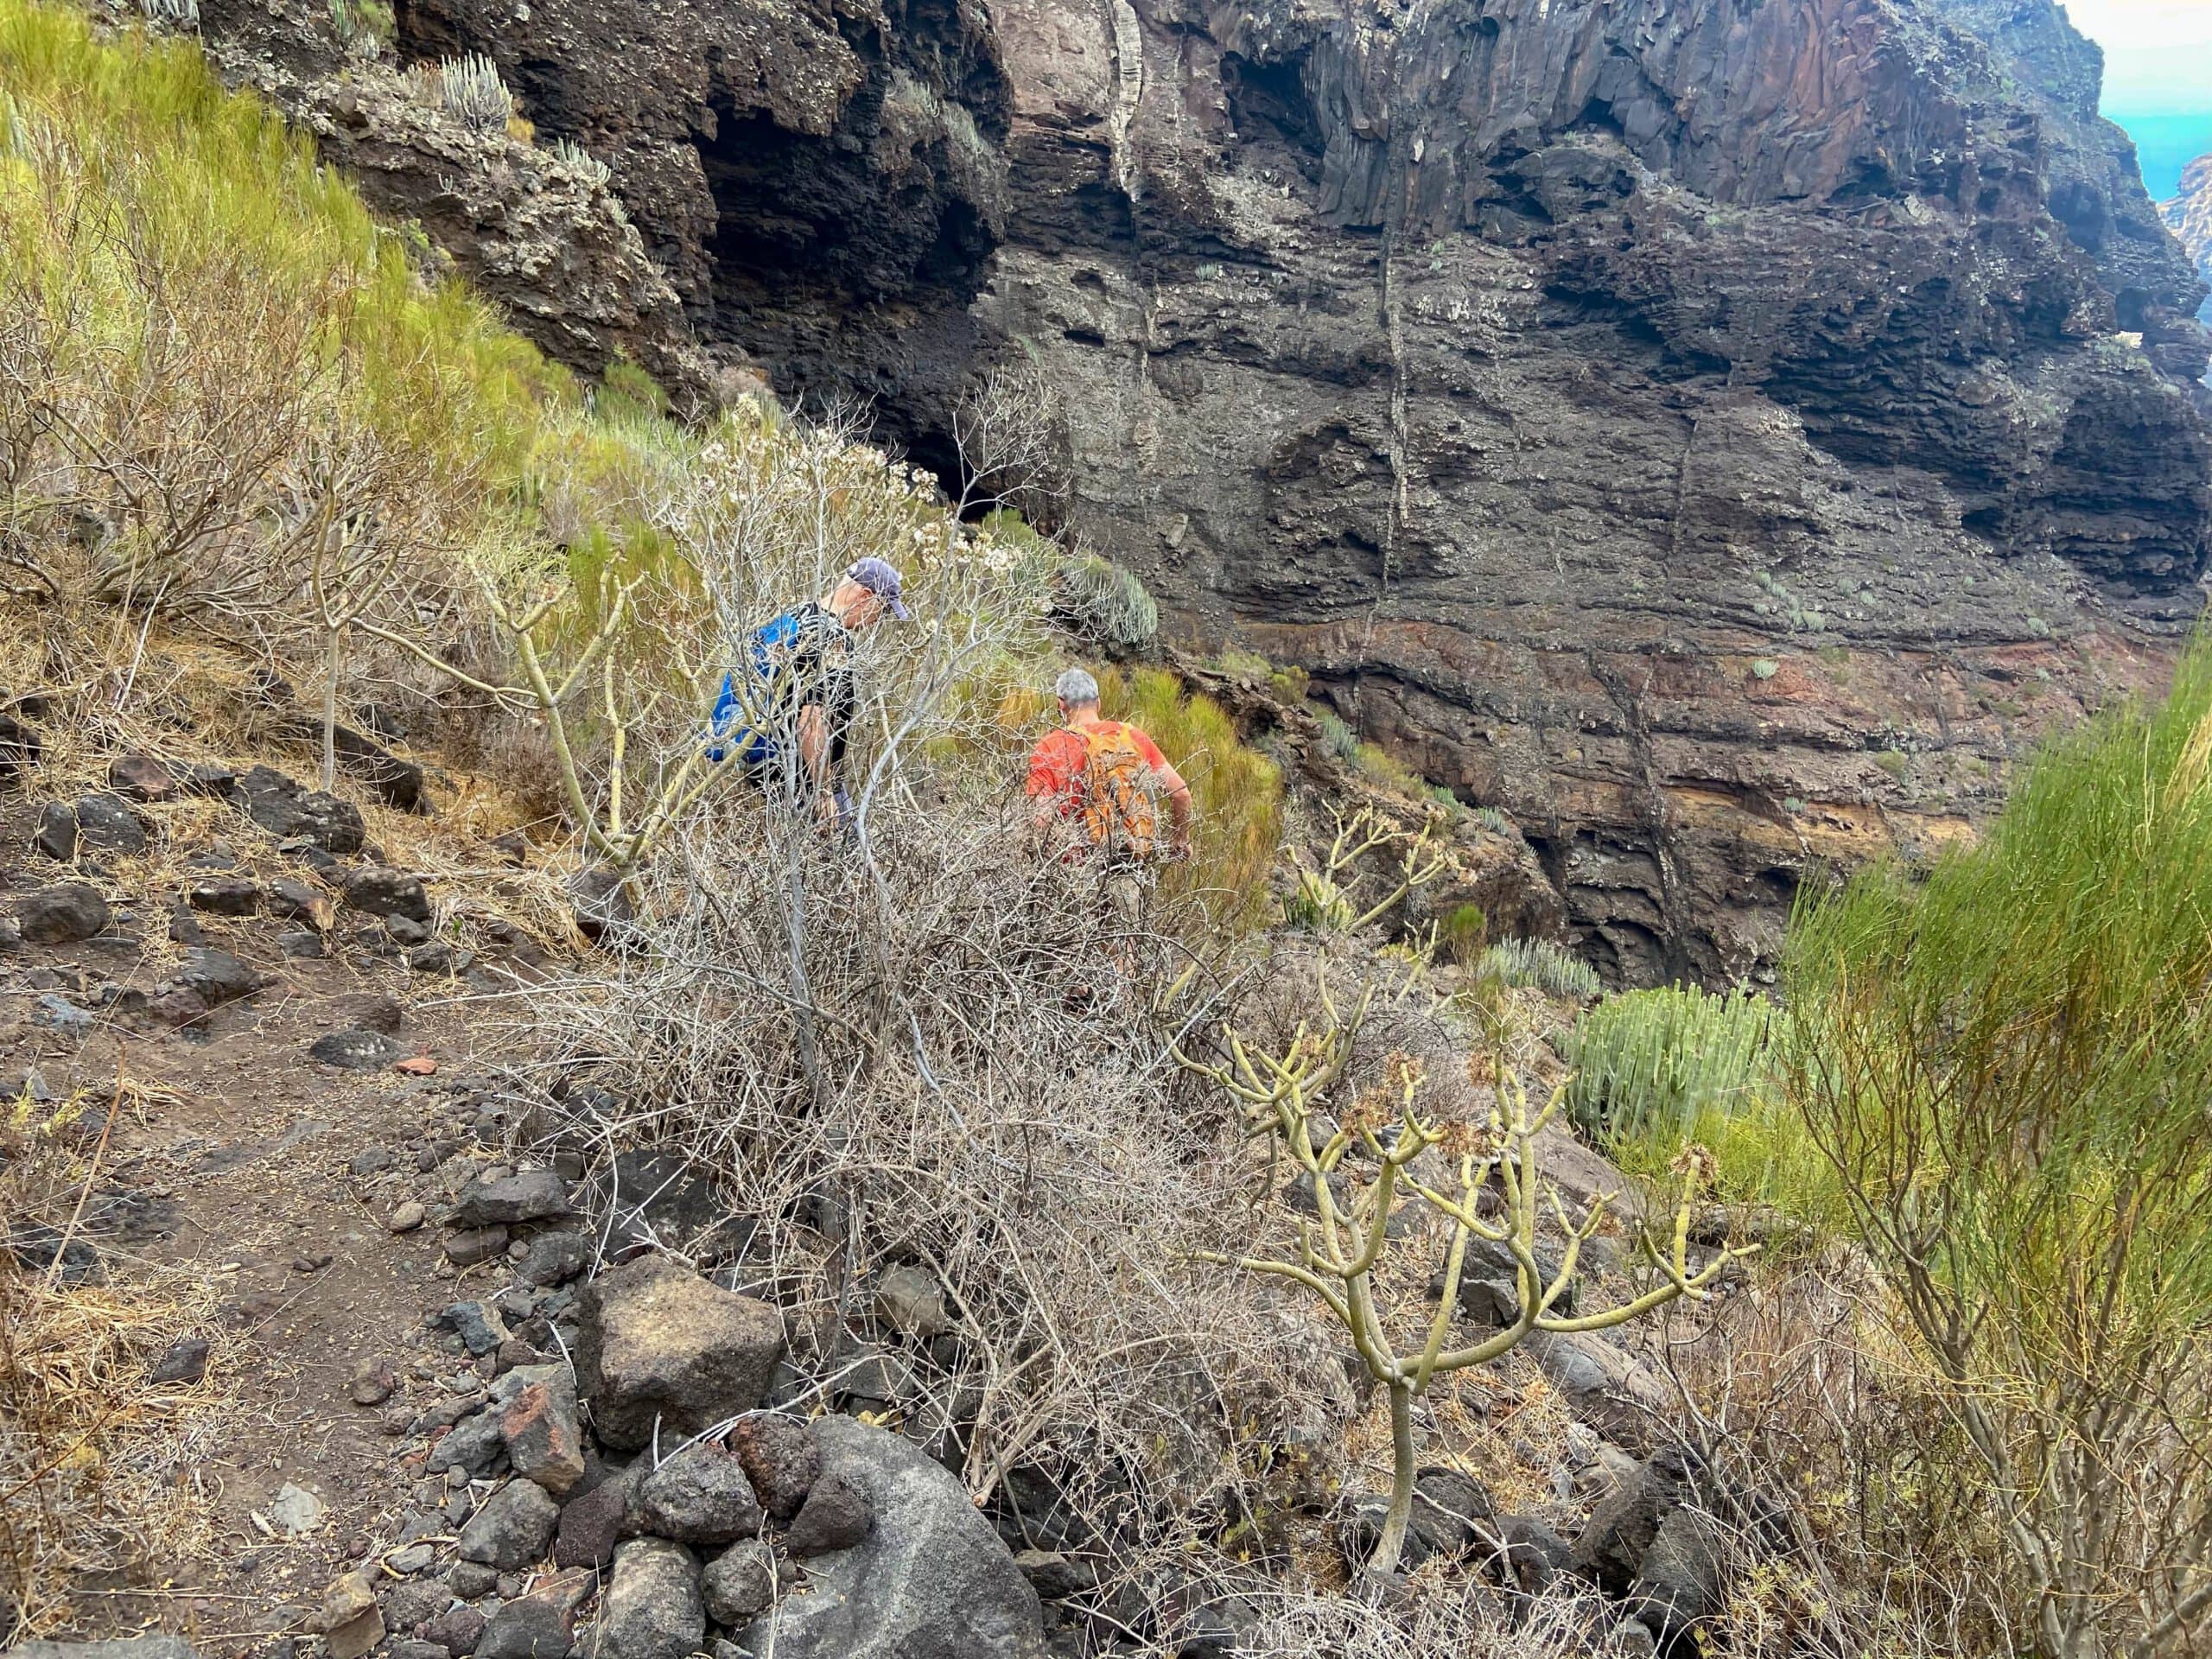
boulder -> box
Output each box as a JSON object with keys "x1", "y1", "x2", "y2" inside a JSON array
[
  {"x1": 701, "y1": 1539, "x2": 778, "y2": 1626},
  {"x1": 1568, "y1": 1448, "x2": 1695, "y2": 1596},
  {"x1": 626, "y1": 1440, "x2": 763, "y2": 1546},
  {"x1": 457, "y1": 1478, "x2": 560, "y2": 1570},
  {"x1": 594, "y1": 1537, "x2": 704, "y2": 1659},
  {"x1": 108, "y1": 753, "x2": 180, "y2": 803},
  {"x1": 73, "y1": 794, "x2": 148, "y2": 856},
  {"x1": 235, "y1": 765, "x2": 364, "y2": 855},
  {"x1": 785, "y1": 1466, "x2": 874, "y2": 1555},
  {"x1": 731, "y1": 1414, "x2": 1046, "y2": 1659},
  {"x1": 1529, "y1": 1330, "x2": 1671, "y2": 1453},
  {"x1": 475, "y1": 1592, "x2": 575, "y2": 1659},
  {"x1": 343, "y1": 866, "x2": 433, "y2": 923},
  {"x1": 1626, "y1": 1506, "x2": 1728, "y2": 1647},
  {"x1": 452, "y1": 1169, "x2": 572, "y2": 1228},
  {"x1": 555, "y1": 1471, "x2": 629, "y2": 1570},
  {"x1": 177, "y1": 947, "x2": 263, "y2": 1007},
  {"x1": 18, "y1": 881, "x2": 109, "y2": 944},
  {"x1": 308, "y1": 1028, "x2": 408, "y2": 1070},
  {"x1": 501, "y1": 1364, "x2": 587, "y2": 1495},
  {"x1": 575, "y1": 1254, "x2": 785, "y2": 1452},
  {"x1": 729, "y1": 1412, "x2": 819, "y2": 1521}
]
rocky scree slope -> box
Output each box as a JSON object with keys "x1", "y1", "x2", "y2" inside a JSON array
[
  {"x1": 2164, "y1": 152, "x2": 2212, "y2": 330},
  {"x1": 191, "y1": 0, "x2": 2212, "y2": 985}
]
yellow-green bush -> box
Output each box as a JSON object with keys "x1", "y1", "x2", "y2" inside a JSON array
[{"x1": 1101, "y1": 666, "x2": 1281, "y2": 930}]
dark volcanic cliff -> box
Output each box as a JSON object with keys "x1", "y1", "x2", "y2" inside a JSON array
[{"x1": 206, "y1": 0, "x2": 2212, "y2": 983}]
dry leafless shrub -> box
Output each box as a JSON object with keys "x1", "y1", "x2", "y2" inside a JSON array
[
  {"x1": 510, "y1": 775, "x2": 1356, "y2": 1581},
  {"x1": 0, "y1": 1082, "x2": 237, "y2": 1639}
]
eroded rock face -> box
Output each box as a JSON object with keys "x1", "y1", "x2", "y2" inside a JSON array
[
  {"x1": 2165, "y1": 155, "x2": 2212, "y2": 329},
  {"x1": 196, "y1": 0, "x2": 2212, "y2": 982}
]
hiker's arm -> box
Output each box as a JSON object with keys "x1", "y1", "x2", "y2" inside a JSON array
[
  {"x1": 1157, "y1": 760, "x2": 1195, "y2": 854},
  {"x1": 797, "y1": 702, "x2": 830, "y2": 789}
]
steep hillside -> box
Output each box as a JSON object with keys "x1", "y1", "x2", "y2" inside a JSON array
[
  {"x1": 2166, "y1": 153, "x2": 2212, "y2": 327},
  {"x1": 188, "y1": 0, "x2": 2212, "y2": 984}
]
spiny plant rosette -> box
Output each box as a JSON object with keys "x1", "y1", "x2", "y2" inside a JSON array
[{"x1": 1179, "y1": 963, "x2": 1758, "y2": 1583}]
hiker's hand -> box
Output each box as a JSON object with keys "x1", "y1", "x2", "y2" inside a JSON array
[{"x1": 1168, "y1": 836, "x2": 1193, "y2": 864}]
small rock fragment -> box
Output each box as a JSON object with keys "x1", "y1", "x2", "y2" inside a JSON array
[
  {"x1": 321, "y1": 1569, "x2": 384, "y2": 1659},
  {"x1": 269, "y1": 1481, "x2": 327, "y2": 1535},
  {"x1": 149, "y1": 1337, "x2": 211, "y2": 1385},
  {"x1": 456, "y1": 1477, "x2": 560, "y2": 1570},
  {"x1": 445, "y1": 1225, "x2": 511, "y2": 1267},
  {"x1": 388, "y1": 1200, "x2": 427, "y2": 1234},
  {"x1": 309, "y1": 1028, "x2": 408, "y2": 1070},
  {"x1": 784, "y1": 1467, "x2": 873, "y2": 1555}
]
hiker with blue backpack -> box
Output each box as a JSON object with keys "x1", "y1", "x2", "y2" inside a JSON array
[{"x1": 706, "y1": 557, "x2": 912, "y2": 830}]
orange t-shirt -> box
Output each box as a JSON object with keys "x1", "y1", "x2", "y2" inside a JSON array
[{"x1": 1026, "y1": 721, "x2": 1169, "y2": 817}]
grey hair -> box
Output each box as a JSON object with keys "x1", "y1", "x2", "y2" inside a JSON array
[{"x1": 1054, "y1": 667, "x2": 1101, "y2": 707}]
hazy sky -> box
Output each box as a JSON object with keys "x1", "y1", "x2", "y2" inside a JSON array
[{"x1": 2062, "y1": 0, "x2": 2212, "y2": 113}]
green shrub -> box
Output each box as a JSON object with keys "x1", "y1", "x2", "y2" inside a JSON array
[
  {"x1": 1100, "y1": 667, "x2": 1281, "y2": 931},
  {"x1": 1476, "y1": 938, "x2": 1599, "y2": 1001},
  {"x1": 1471, "y1": 804, "x2": 1513, "y2": 836},
  {"x1": 1314, "y1": 708, "x2": 1359, "y2": 763},
  {"x1": 1437, "y1": 902, "x2": 1485, "y2": 965},
  {"x1": 1564, "y1": 984, "x2": 1774, "y2": 1144},
  {"x1": 1787, "y1": 632, "x2": 2212, "y2": 1652}
]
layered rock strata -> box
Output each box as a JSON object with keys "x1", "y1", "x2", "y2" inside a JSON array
[{"x1": 196, "y1": 0, "x2": 2212, "y2": 982}]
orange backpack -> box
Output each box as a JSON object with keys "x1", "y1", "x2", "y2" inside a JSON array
[{"x1": 1069, "y1": 722, "x2": 1160, "y2": 859}]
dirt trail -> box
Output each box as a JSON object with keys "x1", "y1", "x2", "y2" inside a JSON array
[{"x1": 1, "y1": 812, "x2": 544, "y2": 1648}]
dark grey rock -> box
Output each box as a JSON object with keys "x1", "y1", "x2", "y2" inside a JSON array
[
  {"x1": 18, "y1": 882, "x2": 109, "y2": 944},
  {"x1": 437, "y1": 1300, "x2": 512, "y2": 1357},
  {"x1": 732, "y1": 1414, "x2": 1046, "y2": 1659},
  {"x1": 267, "y1": 876, "x2": 326, "y2": 921},
  {"x1": 445, "y1": 1226, "x2": 511, "y2": 1267},
  {"x1": 474, "y1": 1592, "x2": 572, "y2": 1659},
  {"x1": 456, "y1": 1478, "x2": 560, "y2": 1570},
  {"x1": 378, "y1": 1577, "x2": 449, "y2": 1630},
  {"x1": 517, "y1": 1230, "x2": 591, "y2": 1287},
  {"x1": 33, "y1": 802, "x2": 77, "y2": 861},
  {"x1": 447, "y1": 1560, "x2": 499, "y2": 1599},
  {"x1": 451, "y1": 1170, "x2": 571, "y2": 1229},
  {"x1": 594, "y1": 1537, "x2": 704, "y2": 1659},
  {"x1": 1408, "y1": 1466, "x2": 1494, "y2": 1560},
  {"x1": 235, "y1": 766, "x2": 364, "y2": 855},
  {"x1": 421, "y1": 1606, "x2": 487, "y2": 1656},
  {"x1": 497, "y1": 1363, "x2": 585, "y2": 1495},
  {"x1": 149, "y1": 1337, "x2": 211, "y2": 1385},
  {"x1": 1492, "y1": 1513, "x2": 1572, "y2": 1594},
  {"x1": 309, "y1": 1028, "x2": 407, "y2": 1070},
  {"x1": 279, "y1": 928, "x2": 327, "y2": 958},
  {"x1": 177, "y1": 947, "x2": 262, "y2": 1007},
  {"x1": 429, "y1": 1409, "x2": 507, "y2": 1478},
  {"x1": 186, "y1": 877, "x2": 258, "y2": 915},
  {"x1": 784, "y1": 1468, "x2": 872, "y2": 1556},
  {"x1": 1568, "y1": 1449, "x2": 1695, "y2": 1597},
  {"x1": 344, "y1": 866, "x2": 433, "y2": 923},
  {"x1": 626, "y1": 1441, "x2": 763, "y2": 1547},
  {"x1": 602, "y1": 1147, "x2": 733, "y2": 1257},
  {"x1": 701, "y1": 1539, "x2": 777, "y2": 1626},
  {"x1": 1626, "y1": 1506, "x2": 1728, "y2": 1647},
  {"x1": 574, "y1": 1254, "x2": 785, "y2": 1452},
  {"x1": 73, "y1": 794, "x2": 147, "y2": 856}
]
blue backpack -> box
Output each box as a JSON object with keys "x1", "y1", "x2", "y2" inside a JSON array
[{"x1": 705, "y1": 608, "x2": 809, "y2": 769}]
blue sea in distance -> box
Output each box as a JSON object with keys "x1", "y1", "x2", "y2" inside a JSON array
[{"x1": 2106, "y1": 110, "x2": 2212, "y2": 201}]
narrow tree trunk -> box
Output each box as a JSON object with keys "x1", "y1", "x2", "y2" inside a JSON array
[
  {"x1": 1365, "y1": 1381, "x2": 1418, "y2": 1584},
  {"x1": 321, "y1": 620, "x2": 343, "y2": 793}
]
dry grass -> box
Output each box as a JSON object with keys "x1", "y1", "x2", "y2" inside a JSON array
[{"x1": 0, "y1": 1081, "x2": 242, "y2": 1638}]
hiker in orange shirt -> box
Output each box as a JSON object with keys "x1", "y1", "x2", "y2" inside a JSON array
[{"x1": 1026, "y1": 668, "x2": 1193, "y2": 925}]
